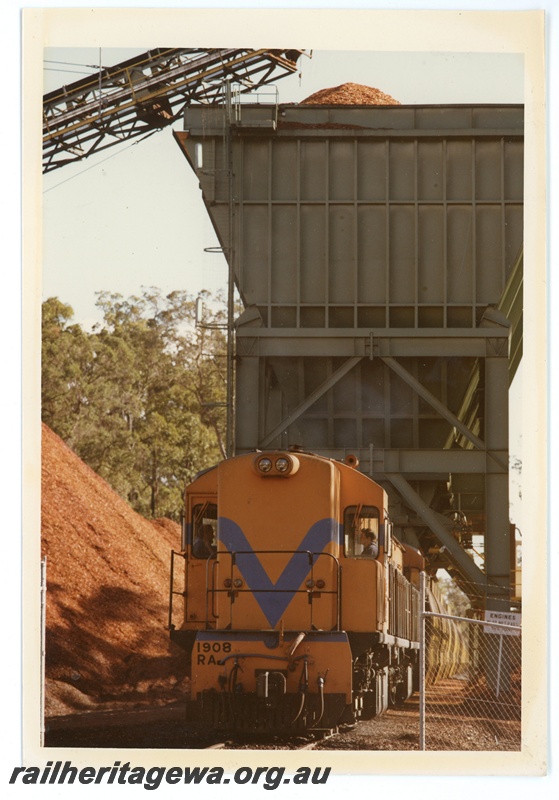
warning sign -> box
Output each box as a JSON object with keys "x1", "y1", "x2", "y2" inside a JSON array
[{"x1": 483, "y1": 610, "x2": 521, "y2": 635}]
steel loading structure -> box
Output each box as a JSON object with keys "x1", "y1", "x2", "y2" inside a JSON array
[{"x1": 174, "y1": 94, "x2": 523, "y2": 611}]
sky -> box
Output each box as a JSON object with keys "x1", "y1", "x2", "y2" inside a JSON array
[{"x1": 2, "y1": 1, "x2": 557, "y2": 795}]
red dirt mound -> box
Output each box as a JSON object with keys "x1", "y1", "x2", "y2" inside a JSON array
[
  {"x1": 41, "y1": 423, "x2": 188, "y2": 717},
  {"x1": 300, "y1": 82, "x2": 400, "y2": 105}
]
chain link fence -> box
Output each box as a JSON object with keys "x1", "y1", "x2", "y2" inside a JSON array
[{"x1": 419, "y1": 574, "x2": 521, "y2": 751}]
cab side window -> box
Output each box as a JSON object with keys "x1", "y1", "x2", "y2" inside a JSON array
[
  {"x1": 192, "y1": 502, "x2": 218, "y2": 559},
  {"x1": 344, "y1": 505, "x2": 380, "y2": 558}
]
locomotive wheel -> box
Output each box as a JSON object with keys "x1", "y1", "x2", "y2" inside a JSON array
[
  {"x1": 360, "y1": 690, "x2": 377, "y2": 720},
  {"x1": 360, "y1": 667, "x2": 389, "y2": 719},
  {"x1": 388, "y1": 682, "x2": 407, "y2": 708},
  {"x1": 388, "y1": 683, "x2": 398, "y2": 708}
]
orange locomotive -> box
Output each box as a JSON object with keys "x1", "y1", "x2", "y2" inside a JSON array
[{"x1": 169, "y1": 448, "x2": 423, "y2": 732}]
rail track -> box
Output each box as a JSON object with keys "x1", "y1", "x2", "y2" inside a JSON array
[
  {"x1": 204, "y1": 727, "x2": 343, "y2": 751},
  {"x1": 45, "y1": 704, "x2": 348, "y2": 750}
]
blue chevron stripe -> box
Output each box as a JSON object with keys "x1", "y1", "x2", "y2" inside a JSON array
[{"x1": 218, "y1": 517, "x2": 341, "y2": 627}]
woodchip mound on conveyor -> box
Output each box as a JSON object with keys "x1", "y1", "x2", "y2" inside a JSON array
[{"x1": 41, "y1": 423, "x2": 188, "y2": 718}]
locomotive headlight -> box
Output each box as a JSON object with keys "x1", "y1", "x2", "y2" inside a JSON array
[
  {"x1": 233, "y1": 578, "x2": 244, "y2": 588},
  {"x1": 316, "y1": 579, "x2": 326, "y2": 589},
  {"x1": 253, "y1": 452, "x2": 300, "y2": 477},
  {"x1": 305, "y1": 579, "x2": 315, "y2": 589}
]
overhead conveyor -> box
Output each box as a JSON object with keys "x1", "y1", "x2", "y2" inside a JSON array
[{"x1": 43, "y1": 48, "x2": 306, "y2": 172}]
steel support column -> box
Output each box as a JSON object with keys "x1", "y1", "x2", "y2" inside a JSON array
[
  {"x1": 484, "y1": 352, "x2": 511, "y2": 608},
  {"x1": 235, "y1": 356, "x2": 260, "y2": 452}
]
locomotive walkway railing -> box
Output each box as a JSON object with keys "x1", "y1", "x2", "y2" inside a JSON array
[
  {"x1": 167, "y1": 548, "x2": 342, "y2": 634},
  {"x1": 206, "y1": 550, "x2": 342, "y2": 632},
  {"x1": 167, "y1": 549, "x2": 187, "y2": 632}
]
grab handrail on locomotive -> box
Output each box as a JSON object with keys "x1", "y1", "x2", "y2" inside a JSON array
[{"x1": 168, "y1": 447, "x2": 424, "y2": 733}]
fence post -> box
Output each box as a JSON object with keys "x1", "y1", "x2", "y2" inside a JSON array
[
  {"x1": 495, "y1": 633, "x2": 504, "y2": 698},
  {"x1": 419, "y1": 571, "x2": 426, "y2": 751}
]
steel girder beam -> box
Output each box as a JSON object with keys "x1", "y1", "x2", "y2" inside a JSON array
[
  {"x1": 235, "y1": 328, "x2": 510, "y2": 475},
  {"x1": 234, "y1": 443, "x2": 506, "y2": 478},
  {"x1": 236, "y1": 328, "x2": 509, "y2": 359},
  {"x1": 369, "y1": 448, "x2": 505, "y2": 478}
]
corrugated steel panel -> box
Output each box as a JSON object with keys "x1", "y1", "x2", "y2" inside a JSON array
[{"x1": 182, "y1": 103, "x2": 523, "y2": 333}]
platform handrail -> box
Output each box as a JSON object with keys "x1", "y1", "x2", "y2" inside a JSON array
[{"x1": 167, "y1": 549, "x2": 187, "y2": 631}]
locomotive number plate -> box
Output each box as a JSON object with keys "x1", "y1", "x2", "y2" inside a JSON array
[{"x1": 196, "y1": 640, "x2": 231, "y2": 665}]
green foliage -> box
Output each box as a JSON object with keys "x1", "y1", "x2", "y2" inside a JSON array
[
  {"x1": 42, "y1": 297, "x2": 96, "y2": 442},
  {"x1": 42, "y1": 288, "x2": 228, "y2": 519},
  {"x1": 436, "y1": 575, "x2": 471, "y2": 617}
]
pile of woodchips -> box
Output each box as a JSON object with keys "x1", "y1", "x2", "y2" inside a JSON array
[
  {"x1": 300, "y1": 82, "x2": 400, "y2": 105},
  {"x1": 41, "y1": 423, "x2": 188, "y2": 718}
]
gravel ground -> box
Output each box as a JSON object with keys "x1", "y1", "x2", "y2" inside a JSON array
[
  {"x1": 314, "y1": 693, "x2": 520, "y2": 751},
  {"x1": 45, "y1": 688, "x2": 520, "y2": 752}
]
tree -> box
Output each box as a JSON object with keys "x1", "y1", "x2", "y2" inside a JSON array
[
  {"x1": 181, "y1": 290, "x2": 229, "y2": 459},
  {"x1": 42, "y1": 288, "x2": 228, "y2": 519},
  {"x1": 42, "y1": 297, "x2": 95, "y2": 443},
  {"x1": 436, "y1": 575, "x2": 471, "y2": 617}
]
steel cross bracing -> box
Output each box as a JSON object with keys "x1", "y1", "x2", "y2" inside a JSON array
[{"x1": 43, "y1": 48, "x2": 305, "y2": 173}]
